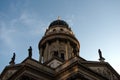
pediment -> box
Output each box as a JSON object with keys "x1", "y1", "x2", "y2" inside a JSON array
[
  {"x1": 0, "y1": 64, "x2": 21, "y2": 80},
  {"x1": 82, "y1": 61, "x2": 120, "y2": 80}
]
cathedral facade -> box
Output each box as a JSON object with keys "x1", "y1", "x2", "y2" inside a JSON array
[{"x1": 0, "y1": 19, "x2": 120, "y2": 80}]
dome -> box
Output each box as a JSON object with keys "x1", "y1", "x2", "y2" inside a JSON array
[{"x1": 49, "y1": 20, "x2": 69, "y2": 28}]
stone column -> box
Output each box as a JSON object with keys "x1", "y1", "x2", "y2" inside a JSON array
[
  {"x1": 39, "y1": 48, "x2": 43, "y2": 63},
  {"x1": 65, "y1": 41, "x2": 69, "y2": 60},
  {"x1": 45, "y1": 42, "x2": 49, "y2": 61}
]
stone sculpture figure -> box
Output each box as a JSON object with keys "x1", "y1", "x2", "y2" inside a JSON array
[
  {"x1": 98, "y1": 49, "x2": 105, "y2": 62},
  {"x1": 28, "y1": 46, "x2": 32, "y2": 58},
  {"x1": 9, "y1": 53, "x2": 16, "y2": 65}
]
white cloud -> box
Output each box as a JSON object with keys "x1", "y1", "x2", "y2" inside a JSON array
[
  {"x1": 0, "y1": 22, "x2": 16, "y2": 48},
  {"x1": 18, "y1": 11, "x2": 47, "y2": 35},
  {"x1": 19, "y1": 12, "x2": 35, "y2": 26},
  {"x1": 0, "y1": 11, "x2": 47, "y2": 49}
]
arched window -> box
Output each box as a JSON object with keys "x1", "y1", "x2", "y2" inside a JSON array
[
  {"x1": 61, "y1": 53, "x2": 65, "y2": 60},
  {"x1": 60, "y1": 28, "x2": 63, "y2": 31},
  {"x1": 54, "y1": 51, "x2": 58, "y2": 57},
  {"x1": 53, "y1": 29, "x2": 56, "y2": 32}
]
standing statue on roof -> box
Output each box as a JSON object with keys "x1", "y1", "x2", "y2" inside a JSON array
[
  {"x1": 98, "y1": 49, "x2": 105, "y2": 62},
  {"x1": 9, "y1": 53, "x2": 16, "y2": 65},
  {"x1": 28, "y1": 46, "x2": 32, "y2": 58}
]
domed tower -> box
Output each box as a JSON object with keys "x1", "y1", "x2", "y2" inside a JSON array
[{"x1": 38, "y1": 19, "x2": 80, "y2": 68}]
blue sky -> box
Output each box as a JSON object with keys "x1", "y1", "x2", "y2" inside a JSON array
[{"x1": 0, "y1": 0, "x2": 120, "y2": 74}]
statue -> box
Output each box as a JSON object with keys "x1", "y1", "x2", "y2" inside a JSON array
[
  {"x1": 9, "y1": 53, "x2": 16, "y2": 65},
  {"x1": 98, "y1": 49, "x2": 105, "y2": 62},
  {"x1": 28, "y1": 46, "x2": 32, "y2": 58}
]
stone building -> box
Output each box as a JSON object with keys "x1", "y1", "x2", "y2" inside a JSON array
[{"x1": 0, "y1": 19, "x2": 120, "y2": 80}]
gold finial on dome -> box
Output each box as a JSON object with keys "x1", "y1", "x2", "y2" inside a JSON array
[{"x1": 57, "y1": 16, "x2": 61, "y2": 20}]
